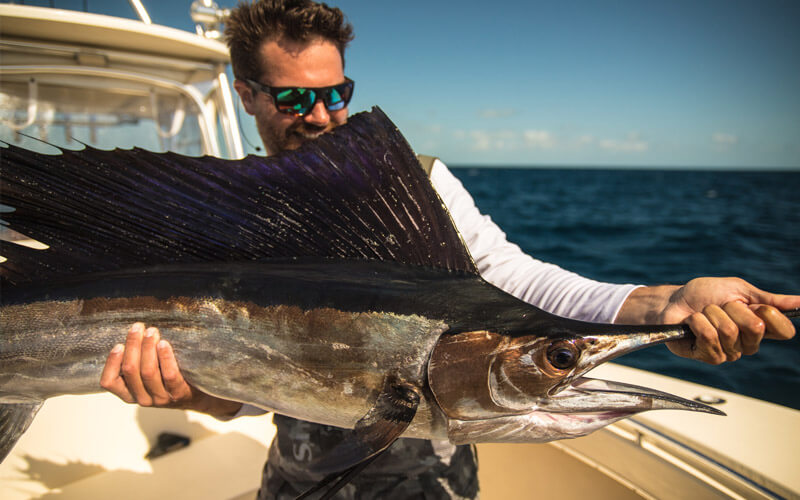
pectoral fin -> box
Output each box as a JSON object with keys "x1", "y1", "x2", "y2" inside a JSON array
[
  {"x1": 1, "y1": 402, "x2": 43, "y2": 462},
  {"x1": 297, "y1": 379, "x2": 420, "y2": 499}
]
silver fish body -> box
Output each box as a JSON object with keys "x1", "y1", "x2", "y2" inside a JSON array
[
  {"x1": 1, "y1": 262, "x2": 449, "y2": 438},
  {"x1": 1, "y1": 260, "x2": 716, "y2": 449}
]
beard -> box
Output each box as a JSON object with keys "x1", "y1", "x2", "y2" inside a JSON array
[{"x1": 258, "y1": 120, "x2": 339, "y2": 155}]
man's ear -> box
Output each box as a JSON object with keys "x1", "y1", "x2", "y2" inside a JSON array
[{"x1": 233, "y1": 79, "x2": 256, "y2": 115}]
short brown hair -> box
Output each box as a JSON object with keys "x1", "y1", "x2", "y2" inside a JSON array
[{"x1": 224, "y1": 0, "x2": 354, "y2": 81}]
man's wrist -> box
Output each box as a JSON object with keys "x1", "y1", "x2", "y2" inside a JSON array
[{"x1": 615, "y1": 285, "x2": 681, "y2": 324}]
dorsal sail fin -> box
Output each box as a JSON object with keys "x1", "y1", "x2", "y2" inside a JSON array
[{"x1": 1, "y1": 107, "x2": 477, "y2": 285}]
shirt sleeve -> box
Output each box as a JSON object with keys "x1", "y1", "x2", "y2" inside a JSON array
[{"x1": 429, "y1": 159, "x2": 640, "y2": 323}]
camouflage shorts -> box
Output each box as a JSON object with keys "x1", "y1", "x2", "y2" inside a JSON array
[{"x1": 258, "y1": 414, "x2": 479, "y2": 499}]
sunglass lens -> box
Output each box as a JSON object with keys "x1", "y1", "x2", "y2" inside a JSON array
[
  {"x1": 336, "y1": 82, "x2": 354, "y2": 109},
  {"x1": 275, "y1": 88, "x2": 315, "y2": 115},
  {"x1": 326, "y1": 87, "x2": 345, "y2": 111}
]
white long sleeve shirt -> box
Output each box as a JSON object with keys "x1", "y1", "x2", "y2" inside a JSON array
[{"x1": 430, "y1": 159, "x2": 638, "y2": 323}]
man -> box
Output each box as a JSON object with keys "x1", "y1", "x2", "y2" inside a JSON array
[{"x1": 100, "y1": 1, "x2": 799, "y2": 498}]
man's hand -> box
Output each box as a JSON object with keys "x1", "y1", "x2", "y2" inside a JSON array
[
  {"x1": 100, "y1": 323, "x2": 243, "y2": 418},
  {"x1": 617, "y1": 277, "x2": 799, "y2": 364}
]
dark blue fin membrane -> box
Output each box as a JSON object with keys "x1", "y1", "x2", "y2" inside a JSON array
[{"x1": 1, "y1": 107, "x2": 476, "y2": 285}]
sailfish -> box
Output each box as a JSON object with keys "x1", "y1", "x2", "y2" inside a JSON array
[{"x1": 2, "y1": 107, "x2": 734, "y2": 492}]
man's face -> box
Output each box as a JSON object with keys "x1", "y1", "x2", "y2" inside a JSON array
[{"x1": 234, "y1": 37, "x2": 348, "y2": 155}]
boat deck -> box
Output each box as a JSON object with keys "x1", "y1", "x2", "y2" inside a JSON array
[{"x1": 2, "y1": 364, "x2": 797, "y2": 499}]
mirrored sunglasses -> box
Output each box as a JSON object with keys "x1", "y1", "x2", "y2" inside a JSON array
[{"x1": 246, "y1": 77, "x2": 355, "y2": 116}]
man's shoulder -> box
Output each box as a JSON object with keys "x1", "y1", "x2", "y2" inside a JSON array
[{"x1": 416, "y1": 154, "x2": 439, "y2": 176}]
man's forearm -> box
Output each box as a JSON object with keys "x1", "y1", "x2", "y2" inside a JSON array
[
  {"x1": 615, "y1": 285, "x2": 680, "y2": 324},
  {"x1": 196, "y1": 396, "x2": 244, "y2": 420}
]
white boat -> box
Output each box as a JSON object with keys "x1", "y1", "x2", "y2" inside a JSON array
[
  {"x1": 1, "y1": 3, "x2": 798, "y2": 499},
  {"x1": 0, "y1": 2, "x2": 242, "y2": 159}
]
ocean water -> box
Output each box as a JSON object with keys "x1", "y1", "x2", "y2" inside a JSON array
[{"x1": 451, "y1": 167, "x2": 800, "y2": 410}]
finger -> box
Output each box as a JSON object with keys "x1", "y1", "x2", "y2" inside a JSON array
[
  {"x1": 745, "y1": 288, "x2": 800, "y2": 314},
  {"x1": 754, "y1": 304, "x2": 796, "y2": 340},
  {"x1": 703, "y1": 304, "x2": 741, "y2": 362},
  {"x1": 100, "y1": 343, "x2": 135, "y2": 403},
  {"x1": 121, "y1": 322, "x2": 153, "y2": 406},
  {"x1": 665, "y1": 337, "x2": 694, "y2": 360},
  {"x1": 140, "y1": 327, "x2": 173, "y2": 406},
  {"x1": 722, "y1": 301, "x2": 765, "y2": 356},
  {"x1": 157, "y1": 340, "x2": 193, "y2": 404},
  {"x1": 683, "y1": 312, "x2": 727, "y2": 365}
]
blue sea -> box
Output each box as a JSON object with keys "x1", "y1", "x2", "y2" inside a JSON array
[{"x1": 450, "y1": 167, "x2": 800, "y2": 410}]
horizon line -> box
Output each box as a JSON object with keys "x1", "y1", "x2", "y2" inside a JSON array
[{"x1": 446, "y1": 163, "x2": 800, "y2": 172}]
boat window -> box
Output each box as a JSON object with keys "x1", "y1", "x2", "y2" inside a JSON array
[{"x1": 1, "y1": 75, "x2": 208, "y2": 156}]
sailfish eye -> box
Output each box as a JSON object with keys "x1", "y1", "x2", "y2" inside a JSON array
[{"x1": 546, "y1": 341, "x2": 579, "y2": 370}]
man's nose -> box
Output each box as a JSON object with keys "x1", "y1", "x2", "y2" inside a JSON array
[{"x1": 304, "y1": 100, "x2": 330, "y2": 126}]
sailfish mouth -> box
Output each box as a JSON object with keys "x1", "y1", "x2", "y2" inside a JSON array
[
  {"x1": 539, "y1": 325, "x2": 724, "y2": 416},
  {"x1": 542, "y1": 377, "x2": 726, "y2": 416},
  {"x1": 443, "y1": 373, "x2": 725, "y2": 446}
]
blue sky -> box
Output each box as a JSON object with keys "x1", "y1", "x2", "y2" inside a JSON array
[{"x1": 27, "y1": 0, "x2": 800, "y2": 168}]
